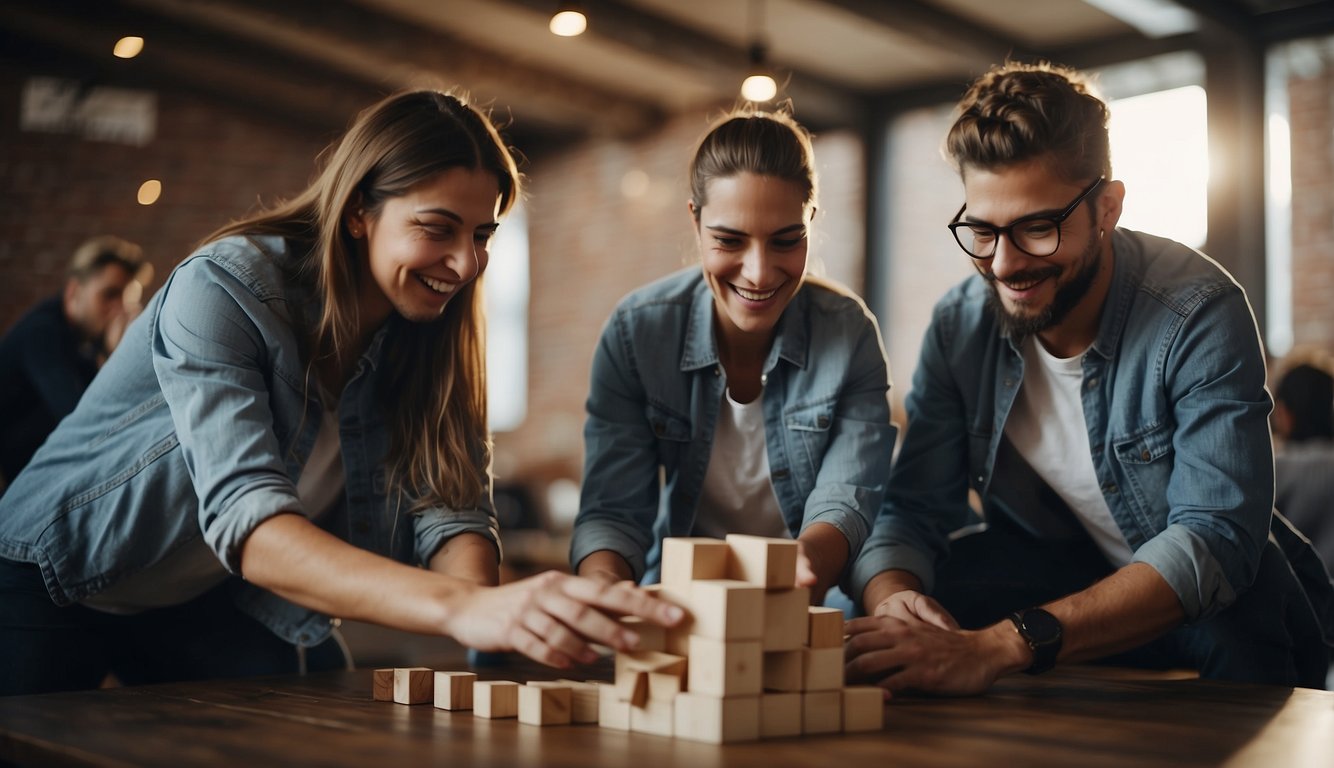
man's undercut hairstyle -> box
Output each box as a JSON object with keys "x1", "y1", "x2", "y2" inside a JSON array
[{"x1": 945, "y1": 61, "x2": 1111, "y2": 184}]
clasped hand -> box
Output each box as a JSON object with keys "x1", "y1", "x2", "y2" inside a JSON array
[{"x1": 844, "y1": 590, "x2": 1007, "y2": 697}]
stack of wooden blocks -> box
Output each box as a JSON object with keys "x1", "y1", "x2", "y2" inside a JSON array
[
  {"x1": 602, "y1": 534, "x2": 883, "y2": 743},
  {"x1": 370, "y1": 534, "x2": 882, "y2": 744}
]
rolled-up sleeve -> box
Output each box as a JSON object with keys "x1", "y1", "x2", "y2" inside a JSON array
[
  {"x1": 414, "y1": 452, "x2": 502, "y2": 566},
  {"x1": 151, "y1": 257, "x2": 300, "y2": 573},
  {"x1": 1134, "y1": 289, "x2": 1273, "y2": 622},
  {"x1": 570, "y1": 310, "x2": 662, "y2": 580},
  {"x1": 801, "y1": 308, "x2": 896, "y2": 570}
]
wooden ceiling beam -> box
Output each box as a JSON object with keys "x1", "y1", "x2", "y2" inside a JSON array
[{"x1": 118, "y1": 0, "x2": 666, "y2": 137}]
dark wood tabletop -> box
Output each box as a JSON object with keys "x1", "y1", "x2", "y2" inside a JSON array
[{"x1": 1, "y1": 662, "x2": 1330, "y2": 767}]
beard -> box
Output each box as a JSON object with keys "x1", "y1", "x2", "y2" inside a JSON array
[{"x1": 984, "y1": 230, "x2": 1102, "y2": 339}]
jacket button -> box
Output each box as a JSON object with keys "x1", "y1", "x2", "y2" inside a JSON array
[
  {"x1": 976, "y1": 475, "x2": 984, "y2": 484},
  {"x1": 773, "y1": 468, "x2": 790, "y2": 480},
  {"x1": 760, "y1": 373, "x2": 768, "y2": 385},
  {"x1": 1141, "y1": 450, "x2": 1151, "y2": 461},
  {"x1": 817, "y1": 416, "x2": 829, "y2": 428}
]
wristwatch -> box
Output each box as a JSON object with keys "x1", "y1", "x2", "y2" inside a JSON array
[{"x1": 1008, "y1": 608, "x2": 1063, "y2": 675}]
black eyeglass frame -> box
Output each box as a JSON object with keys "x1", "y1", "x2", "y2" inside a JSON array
[{"x1": 947, "y1": 177, "x2": 1105, "y2": 260}]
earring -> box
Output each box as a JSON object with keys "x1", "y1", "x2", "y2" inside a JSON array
[{"x1": 1099, "y1": 228, "x2": 1105, "y2": 239}]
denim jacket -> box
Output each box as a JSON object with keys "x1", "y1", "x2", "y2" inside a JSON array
[
  {"x1": 851, "y1": 229, "x2": 1276, "y2": 623},
  {"x1": 0, "y1": 235, "x2": 499, "y2": 646},
  {"x1": 571, "y1": 268, "x2": 896, "y2": 585}
]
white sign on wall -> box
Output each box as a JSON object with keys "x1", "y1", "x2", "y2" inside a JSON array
[{"x1": 20, "y1": 77, "x2": 157, "y2": 147}]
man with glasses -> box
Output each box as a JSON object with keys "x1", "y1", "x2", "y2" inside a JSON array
[{"x1": 845, "y1": 61, "x2": 1331, "y2": 694}]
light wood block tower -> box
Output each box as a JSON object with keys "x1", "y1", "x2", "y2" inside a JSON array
[{"x1": 602, "y1": 534, "x2": 884, "y2": 743}]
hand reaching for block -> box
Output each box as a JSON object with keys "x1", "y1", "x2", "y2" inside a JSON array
[{"x1": 443, "y1": 571, "x2": 686, "y2": 669}]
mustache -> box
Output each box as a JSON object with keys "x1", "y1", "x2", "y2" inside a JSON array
[{"x1": 981, "y1": 266, "x2": 1062, "y2": 287}]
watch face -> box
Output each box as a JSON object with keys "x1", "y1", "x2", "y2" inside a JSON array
[{"x1": 1019, "y1": 609, "x2": 1062, "y2": 643}]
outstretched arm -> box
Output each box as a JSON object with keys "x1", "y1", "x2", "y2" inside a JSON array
[{"x1": 242, "y1": 513, "x2": 683, "y2": 668}]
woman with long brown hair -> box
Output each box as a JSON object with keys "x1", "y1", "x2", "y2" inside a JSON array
[{"x1": 0, "y1": 90, "x2": 680, "y2": 695}]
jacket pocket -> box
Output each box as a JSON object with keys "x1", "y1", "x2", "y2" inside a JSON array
[
  {"x1": 646, "y1": 402, "x2": 691, "y2": 468},
  {"x1": 785, "y1": 401, "x2": 834, "y2": 484},
  {"x1": 1112, "y1": 421, "x2": 1175, "y2": 532}
]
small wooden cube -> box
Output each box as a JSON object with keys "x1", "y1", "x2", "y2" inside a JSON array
[
  {"x1": 620, "y1": 616, "x2": 666, "y2": 652},
  {"x1": 661, "y1": 537, "x2": 731, "y2": 589},
  {"x1": 842, "y1": 686, "x2": 884, "y2": 732},
  {"x1": 803, "y1": 647, "x2": 844, "y2": 691},
  {"x1": 598, "y1": 682, "x2": 632, "y2": 730},
  {"x1": 762, "y1": 649, "x2": 805, "y2": 692},
  {"x1": 614, "y1": 651, "x2": 686, "y2": 705},
  {"x1": 393, "y1": 667, "x2": 432, "y2": 705},
  {"x1": 474, "y1": 681, "x2": 520, "y2": 719},
  {"x1": 808, "y1": 606, "x2": 845, "y2": 648},
  {"x1": 760, "y1": 692, "x2": 803, "y2": 738},
  {"x1": 629, "y1": 697, "x2": 675, "y2": 737},
  {"x1": 669, "y1": 579, "x2": 764, "y2": 642},
  {"x1": 674, "y1": 693, "x2": 760, "y2": 744},
  {"x1": 763, "y1": 587, "x2": 810, "y2": 651},
  {"x1": 725, "y1": 534, "x2": 798, "y2": 589},
  {"x1": 687, "y1": 636, "x2": 762, "y2": 697},
  {"x1": 433, "y1": 671, "x2": 476, "y2": 711},
  {"x1": 556, "y1": 680, "x2": 603, "y2": 723},
  {"x1": 519, "y1": 683, "x2": 572, "y2": 726},
  {"x1": 803, "y1": 690, "x2": 842, "y2": 734},
  {"x1": 371, "y1": 668, "x2": 394, "y2": 701},
  {"x1": 647, "y1": 671, "x2": 684, "y2": 701}
]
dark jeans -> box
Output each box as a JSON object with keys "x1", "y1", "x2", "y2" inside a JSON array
[
  {"x1": 934, "y1": 525, "x2": 1330, "y2": 689},
  {"x1": 0, "y1": 558, "x2": 346, "y2": 696}
]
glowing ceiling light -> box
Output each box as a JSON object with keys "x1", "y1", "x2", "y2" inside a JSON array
[{"x1": 114, "y1": 36, "x2": 144, "y2": 59}]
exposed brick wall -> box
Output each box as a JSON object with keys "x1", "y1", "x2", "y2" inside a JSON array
[
  {"x1": 0, "y1": 62, "x2": 325, "y2": 333},
  {"x1": 1287, "y1": 57, "x2": 1334, "y2": 355}
]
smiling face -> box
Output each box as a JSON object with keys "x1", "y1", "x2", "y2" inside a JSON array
[
  {"x1": 351, "y1": 166, "x2": 501, "y2": 327},
  {"x1": 693, "y1": 172, "x2": 811, "y2": 351},
  {"x1": 961, "y1": 160, "x2": 1122, "y2": 354}
]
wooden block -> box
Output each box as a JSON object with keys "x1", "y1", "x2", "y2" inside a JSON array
[
  {"x1": 614, "y1": 651, "x2": 685, "y2": 705},
  {"x1": 725, "y1": 534, "x2": 798, "y2": 589},
  {"x1": 803, "y1": 647, "x2": 844, "y2": 691},
  {"x1": 519, "y1": 683, "x2": 572, "y2": 726},
  {"x1": 392, "y1": 667, "x2": 432, "y2": 705},
  {"x1": 687, "y1": 636, "x2": 762, "y2": 697},
  {"x1": 842, "y1": 686, "x2": 884, "y2": 732},
  {"x1": 555, "y1": 680, "x2": 603, "y2": 723},
  {"x1": 762, "y1": 649, "x2": 804, "y2": 692},
  {"x1": 760, "y1": 692, "x2": 803, "y2": 738},
  {"x1": 629, "y1": 697, "x2": 674, "y2": 737},
  {"x1": 619, "y1": 616, "x2": 666, "y2": 652},
  {"x1": 763, "y1": 588, "x2": 810, "y2": 650},
  {"x1": 661, "y1": 537, "x2": 731, "y2": 590},
  {"x1": 647, "y1": 671, "x2": 684, "y2": 701},
  {"x1": 371, "y1": 668, "x2": 394, "y2": 701},
  {"x1": 808, "y1": 606, "x2": 845, "y2": 648},
  {"x1": 803, "y1": 690, "x2": 842, "y2": 734},
  {"x1": 598, "y1": 682, "x2": 632, "y2": 730},
  {"x1": 433, "y1": 671, "x2": 476, "y2": 711},
  {"x1": 474, "y1": 681, "x2": 520, "y2": 719},
  {"x1": 667, "y1": 579, "x2": 764, "y2": 642},
  {"x1": 673, "y1": 693, "x2": 760, "y2": 744}
]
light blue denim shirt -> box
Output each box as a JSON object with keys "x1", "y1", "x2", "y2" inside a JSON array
[
  {"x1": 572, "y1": 268, "x2": 897, "y2": 586},
  {"x1": 851, "y1": 229, "x2": 1273, "y2": 623},
  {"x1": 0, "y1": 235, "x2": 499, "y2": 646}
]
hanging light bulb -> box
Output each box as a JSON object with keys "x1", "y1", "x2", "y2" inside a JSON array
[
  {"x1": 741, "y1": 43, "x2": 777, "y2": 102},
  {"x1": 549, "y1": 2, "x2": 587, "y2": 37}
]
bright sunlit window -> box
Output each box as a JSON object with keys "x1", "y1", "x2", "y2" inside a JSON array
[
  {"x1": 484, "y1": 202, "x2": 529, "y2": 432},
  {"x1": 1107, "y1": 85, "x2": 1209, "y2": 248}
]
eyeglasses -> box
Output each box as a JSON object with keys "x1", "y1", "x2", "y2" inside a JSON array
[{"x1": 947, "y1": 177, "x2": 1104, "y2": 260}]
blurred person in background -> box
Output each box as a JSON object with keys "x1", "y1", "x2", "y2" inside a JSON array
[
  {"x1": 1272, "y1": 353, "x2": 1334, "y2": 575},
  {"x1": 0, "y1": 235, "x2": 145, "y2": 487}
]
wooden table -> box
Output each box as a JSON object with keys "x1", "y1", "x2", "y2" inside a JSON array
[{"x1": 1, "y1": 663, "x2": 1330, "y2": 767}]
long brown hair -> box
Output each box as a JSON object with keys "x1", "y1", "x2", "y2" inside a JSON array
[{"x1": 206, "y1": 89, "x2": 521, "y2": 512}]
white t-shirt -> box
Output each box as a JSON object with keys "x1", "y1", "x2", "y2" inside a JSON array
[
  {"x1": 1004, "y1": 336, "x2": 1134, "y2": 567},
  {"x1": 692, "y1": 388, "x2": 790, "y2": 540},
  {"x1": 83, "y1": 397, "x2": 347, "y2": 614}
]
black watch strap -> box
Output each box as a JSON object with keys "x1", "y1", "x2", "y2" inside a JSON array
[{"x1": 1008, "y1": 608, "x2": 1063, "y2": 675}]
